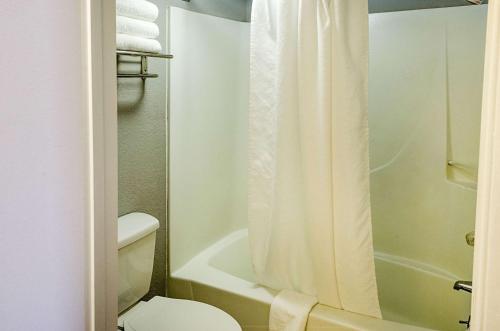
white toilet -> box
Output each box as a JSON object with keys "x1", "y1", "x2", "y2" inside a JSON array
[{"x1": 117, "y1": 212, "x2": 241, "y2": 331}]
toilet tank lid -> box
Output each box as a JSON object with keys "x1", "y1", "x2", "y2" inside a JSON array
[{"x1": 118, "y1": 212, "x2": 160, "y2": 249}]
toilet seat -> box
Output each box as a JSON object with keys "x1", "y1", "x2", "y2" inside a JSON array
[{"x1": 122, "y1": 296, "x2": 241, "y2": 331}]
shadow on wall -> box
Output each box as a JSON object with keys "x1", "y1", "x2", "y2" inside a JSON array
[
  {"x1": 167, "y1": 0, "x2": 250, "y2": 22},
  {"x1": 117, "y1": 83, "x2": 145, "y2": 112},
  {"x1": 117, "y1": 56, "x2": 146, "y2": 112}
]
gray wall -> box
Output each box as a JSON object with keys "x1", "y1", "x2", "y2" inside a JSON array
[
  {"x1": 167, "y1": 0, "x2": 249, "y2": 21},
  {"x1": 244, "y1": 0, "x2": 487, "y2": 15},
  {"x1": 118, "y1": 0, "x2": 249, "y2": 300},
  {"x1": 118, "y1": 0, "x2": 168, "y2": 299},
  {"x1": 369, "y1": 0, "x2": 488, "y2": 13}
]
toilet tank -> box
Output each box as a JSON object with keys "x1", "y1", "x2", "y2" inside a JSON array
[{"x1": 118, "y1": 212, "x2": 160, "y2": 313}]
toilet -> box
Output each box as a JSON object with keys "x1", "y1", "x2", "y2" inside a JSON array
[{"x1": 117, "y1": 212, "x2": 241, "y2": 331}]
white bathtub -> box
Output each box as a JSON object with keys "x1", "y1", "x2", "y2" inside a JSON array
[{"x1": 169, "y1": 230, "x2": 468, "y2": 330}]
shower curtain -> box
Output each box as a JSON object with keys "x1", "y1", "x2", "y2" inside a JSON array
[{"x1": 248, "y1": 0, "x2": 381, "y2": 318}]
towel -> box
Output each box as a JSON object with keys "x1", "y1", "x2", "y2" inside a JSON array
[
  {"x1": 116, "y1": 34, "x2": 162, "y2": 53},
  {"x1": 269, "y1": 290, "x2": 318, "y2": 331},
  {"x1": 117, "y1": 16, "x2": 159, "y2": 39},
  {"x1": 116, "y1": 0, "x2": 159, "y2": 22}
]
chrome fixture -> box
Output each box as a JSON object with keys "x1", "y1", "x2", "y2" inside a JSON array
[
  {"x1": 466, "y1": 231, "x2": 475, "y2": 247},
  {"x1": 454, "y1": 280, "x2": 472, "y2": 293},
  {"x1": 116, "y1": 50, "x2": 173, "y2": 80},
  {"x1": 454, "y1": 280, "x2": 472, "y2": 327},
  {"x1": 459, "y1": 316, "x2": 471, "y2": 329}
]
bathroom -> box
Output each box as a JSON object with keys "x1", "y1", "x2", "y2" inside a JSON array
[
  {"x1": 113, "y1": 0, "x2": 488, "y2": 330},
  {"x1": 4, "y1": 0, "x2": 500, "y2": 331}
]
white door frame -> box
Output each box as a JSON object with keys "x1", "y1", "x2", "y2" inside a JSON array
[
  {"x1": 471, "y1": 1, "x2": 500, "y2": 330},
  {"x1": 85, "y1": 0, "x2": 118, "y2": 330},
  {"x1": 86, "y1": 1, "x2": 500, "y2": 330}
]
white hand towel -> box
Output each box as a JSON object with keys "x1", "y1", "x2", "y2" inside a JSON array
[
  {"x1": 269, "y1": 290, "x2": 318, "y2": 331},
  {"x1": 116, "y1": 0, "x2": 159, "y2": 22},
  {"x1": 117, "y1": 16, "x2": 159, "y2": 39},
  {"x1": 116, "y1": 34, "x2": 162, "y2": 53}
]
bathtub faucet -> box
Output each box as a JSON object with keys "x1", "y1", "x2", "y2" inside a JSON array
[{"x1": 454, "y1": 280, "x2": 472, "y2": 293}]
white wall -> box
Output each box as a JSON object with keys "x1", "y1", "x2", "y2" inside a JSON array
[
  {"x1": 0, "y1": 1, "x2": 90, "y2": 330},
  {"x1": 369, "y1": 4, "x2": 486, "y2": 284},
  {"x1": 169, "y1": 8, "x2": 250, "y2": 271},
  {"x1": 368, "y1": 6, "x2": 486, "y2": 329}
]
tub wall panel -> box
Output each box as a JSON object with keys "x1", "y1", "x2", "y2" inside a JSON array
[
  {"x1": 369, "y1": 4, "x2": 485, "y2": 279},
  {"x1": 169, "y1": 7, "x2": 250, "y2": 272},
  {"x1": 369, "y1": 2, "x2": 487, "y2": 312},
  {"x1": 376, "y1": 259, "x2": 470, "y2": 330},
  {"x1": 368, "y1": 7, "x2": 485, "y2": 329}
]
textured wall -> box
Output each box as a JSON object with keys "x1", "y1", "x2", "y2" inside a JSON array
[
  {"x1": 118, "y1": 0, "x2": 168, "y2": 299},
  {"x1": 118, "y1": 0, "x2": 250, "y2": 299}
]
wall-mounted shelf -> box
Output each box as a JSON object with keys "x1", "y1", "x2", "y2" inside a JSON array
[
  {"x1": 447, "y1": 160, "x2": 475, "y2": 172},
  {"x1": 447, "y1": 160, "x2": 478, "y2": 190},
  {"x1": 117, "y1": 50, "x2": 173, "y2": 80}
]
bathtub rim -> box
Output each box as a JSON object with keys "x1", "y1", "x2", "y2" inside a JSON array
[
  {"x1": 170, "y1": 229, "x2": 445, "y2": 331},
  {"x1": 171, "y1": 228, "x2": 278, "y2": 304}
]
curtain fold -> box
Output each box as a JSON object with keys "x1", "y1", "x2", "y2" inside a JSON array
[{"x1": 248, "y1": 0, "x2": 381, "y2": 318}]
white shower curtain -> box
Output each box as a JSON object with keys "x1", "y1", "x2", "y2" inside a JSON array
[{"x1": 248, "y1": 0, "x2": 381, "y2": 318}]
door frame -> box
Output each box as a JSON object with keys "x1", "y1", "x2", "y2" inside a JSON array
[{"x1": 85, "y1": 0, "x2": 118, "y2": 330}]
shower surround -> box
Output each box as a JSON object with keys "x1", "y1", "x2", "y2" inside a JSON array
[
  {"x1": 168, "y1": 4, "x2": 486, "y2": 331},
  {"x1": 369, "y1": 6, "x2": 486, "y2": 330}
]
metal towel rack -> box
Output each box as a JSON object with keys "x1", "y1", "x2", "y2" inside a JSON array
[{"x1": 117, "y1": 50, "x2": 173, "y2": 80}]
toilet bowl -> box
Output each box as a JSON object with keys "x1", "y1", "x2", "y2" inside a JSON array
[
  {"x1": 118, "y1": 212, "x2": 241, "y2": 331},
  {"x1": 118, "y1": 296, "x2": 241, "y2": 331}
]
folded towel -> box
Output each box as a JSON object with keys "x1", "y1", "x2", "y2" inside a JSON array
[
  {"x1": 116, "y1": 34, "x2": 162, "y2": 53},
  {"x1": 269, "y1": 290, "x2": 317, "y2": 331},
  {"x1": 116, "y1": 0, "x2": 158, "y2": 22},
  {"x1": 117, "y1": 16, "x2": 159, "y2": 39}
]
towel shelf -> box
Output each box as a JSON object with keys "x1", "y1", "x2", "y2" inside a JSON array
[
  {"x1": 117, "y1": 50, "x2": 173, "y2": 59},
  {"x1": 117, "y1": 73, "x2": 159, "y2": 79},
  {"x1": 117, "y1": 50, "x2": 173, "y2": 80}
]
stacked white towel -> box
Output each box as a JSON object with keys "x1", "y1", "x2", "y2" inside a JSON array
[
  {"x1": 116, "y1": 0, "x2": 161, "y2": 53},
  {"x1": 117, "y1": 16, "x2": 159, "y2": 39},
  {"x1": 116, "y1": 34, "x2": 162, "y2": 53},
  {"x1": 117, "y1": 0, "x2": 158, "y2": 21}
]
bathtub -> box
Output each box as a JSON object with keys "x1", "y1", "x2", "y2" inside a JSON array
[{"x1": 169, "y1": 230, "x2": 469, "y2": 330}]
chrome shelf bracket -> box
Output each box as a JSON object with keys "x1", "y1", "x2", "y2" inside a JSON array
[{"x1": 116, "y1": 50, "x2": 173, "y2": 80}]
